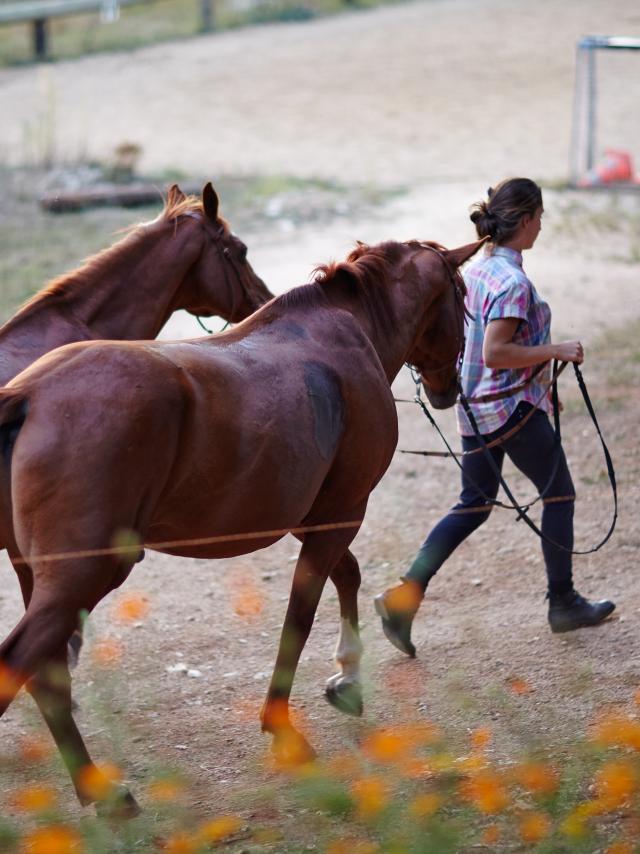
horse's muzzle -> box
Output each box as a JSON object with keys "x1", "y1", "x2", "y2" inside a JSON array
[{"x1": 422, "y1": 383, "x2": 458, "y2": 410}]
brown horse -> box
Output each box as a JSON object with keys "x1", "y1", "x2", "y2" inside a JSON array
[
  {"x1": 0, "y1": 181, "x2": 270, "y2": 665},
  {"x1": 0, "y1": 236, "x2": 483, "y2": 814},
  {"x1": 0, "y1": 181, "x2": 269, "y2": 387}
]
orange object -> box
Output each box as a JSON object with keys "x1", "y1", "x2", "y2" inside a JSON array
[{"x1": 578, "y1": 149, "x2": 635, "y2": 185}]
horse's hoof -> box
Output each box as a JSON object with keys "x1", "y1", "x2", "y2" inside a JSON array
[
  {"x1": 325, "y1": 680, "x2": 363, "y2": 717},
  {"x1": 271, "y1": 728, "x2": 317, "y2": 768},
  {"x1": 95, "y1": 785, "x2": 141, "y2": 820}
]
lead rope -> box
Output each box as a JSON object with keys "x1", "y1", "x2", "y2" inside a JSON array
[
  {"x1": 455, "y1": 362, "x2": 617, "y2": 555},
  {"x1": 400, "y1": 361, "x2": 567, "y2": 512}
]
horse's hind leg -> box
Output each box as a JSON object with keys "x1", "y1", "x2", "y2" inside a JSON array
[
  {"x1": 25, "y1": 646, "x2": 140, "y2": 817},
  {"x1": 0, "y1": 556, "x2": 140, "y2": 815},
  {"x1": 325, "y1": 550, "x2": 363, "y2": 717}
]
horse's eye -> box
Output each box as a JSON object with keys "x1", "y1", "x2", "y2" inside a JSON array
[{"x1": 223, "y1": 247, "x2": 230, "y2": 258}]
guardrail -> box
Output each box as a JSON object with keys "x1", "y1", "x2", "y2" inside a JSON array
[{"x1": 0, "y1": 0, "x2": 150, "y2": 58}]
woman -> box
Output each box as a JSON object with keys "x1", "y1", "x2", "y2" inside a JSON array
[{"x1": 375, "y1": 178, "x2": 615, "y2": 657}]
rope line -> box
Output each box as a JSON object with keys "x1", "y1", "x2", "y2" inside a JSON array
[{"x1": 12, "y1": 521, "x2": 363, "y2": 566}]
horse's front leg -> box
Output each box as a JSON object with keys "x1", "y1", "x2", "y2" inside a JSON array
[
  {"x1": 325, "y1": 550, "x2": 363, "y2": 717},
  {"x1": 261, "y1": 524, "x2": 360, "y2": 765}
]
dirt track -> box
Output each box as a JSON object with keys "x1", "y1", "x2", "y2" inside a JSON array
[{"x1": 0, "y1": 0, "x2": 640, "y2": 845}]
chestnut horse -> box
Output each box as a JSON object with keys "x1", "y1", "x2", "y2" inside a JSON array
[
  {"x1": 0, "y1": 181, "x2": 270, "y2": 665},
  {"x1": 0, "y1": 237, "x2": 482, "y2": 814},
  {"x1": 0, "y1": 182, "x2": 269, "y2": 388}
]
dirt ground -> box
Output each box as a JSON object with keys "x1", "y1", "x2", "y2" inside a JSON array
[{"x1": 0, "y1": 0, "x2": 640, "y2": 847}]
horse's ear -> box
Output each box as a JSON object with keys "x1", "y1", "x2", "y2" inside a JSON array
[
  {"x1": 443, "y1": 237, "x2": 488, "y2": 269},
  {"x1": 202, "y1": 182, "x2": 220, "y2": 223},
  {"x1": 167, "y1": 184, "x2": 186, "y2": 206}
]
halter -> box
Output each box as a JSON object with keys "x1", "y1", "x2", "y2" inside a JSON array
[
  {"x1": 179, "y1": 210, "x2": 238, "y2": 331},
  {"x1": 398, "y1": 242, "x2": 470, "y2": 386}
]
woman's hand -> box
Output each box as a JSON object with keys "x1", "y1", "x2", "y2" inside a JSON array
[
  {"x1": 554, "y1": 340, "x2": 584, "y2": 364},
  {"x1": 483, "y1": 321, "x2": 585, "y2": 369}
]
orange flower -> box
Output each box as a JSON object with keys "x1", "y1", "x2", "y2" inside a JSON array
[
  {"x1": 147, "y1": 778, "x2": 186, "y2": 803},
  {"x1": 470, "y1": 727, "x2": 492, "y2": 751},
  {"x1": 91, "y1": 638, "x2": 123, "y2": 667},
  {"x1": 382, "y1": 583, "x2": 422, "y2": 613},
  {"x1": 402, "y1": 757, "x2": 433, "y2": 779},
  {"x1": 76, "y1": 763, "x2": 122, "y2": 802},
  {"x1": 0, "y1": 662, "x2": 22, "y2": 702},
  {"x1": 506, "y1": 676, "x2": 534, "y2": 695},
  {"x1": 261, "y1": 698, "x2": 289, "y2": 731},
  {"x1": 18, "y1": 735, "x2": 52, "y2": 764},
  {"x1": 113, "y1": 593, "x2": 149, "y2": 623},
  {"x1": 21, "y1": 826, "x2": 83, "y2": 853},
  {"x1": 460, "y1": 770, "x2": 509, "y2": 814},
  {"x1": 160, "y1": 833, "x2": 198, "y2": 854},
  {"x1": 594, "y1": 759, "x2": 638, "y2": 809},
  {"x1": 361, "y1": 728, "x2": 411, "y2": 763},
  {"x1": 197, "y1": 816, "x2": 242, "y2": 844},
  {"x1": 229, "y1": 575, "x2": 265, "y2": 618},
  {"x1": 511, "y1": 761, "x2": 559, "y2": 796},
  {"x1": 481, "y1": 825, "x2": 500, "y2": 845},
  {"x1": 351, "y1": 777, "x2": 389, "y2": 819},
  {"x1": 590, "y1": 711, "x2": 640, "y2": 751},
  {"x1": 408, "y1": 792, "x2": 442, "y2": 819},
  {"x1": 604, "y1": 842, "x2": 634, "y2": 854},
  {"x1": 519, "y1": 811, "x2": 552, "y2": 843},
  {"x1": 11, "y1": 785, "x2": 57, "y2": 813},
  {"x1": 398, "y1": 720, "x2": 442, "y2": 746}
]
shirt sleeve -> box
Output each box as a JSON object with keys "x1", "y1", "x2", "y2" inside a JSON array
[{"x1": 484, "y1": 276, "x2": 531, "y2": 325}]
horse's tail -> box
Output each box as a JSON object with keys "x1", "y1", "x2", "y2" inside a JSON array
[{"x1": 0, "y1": 390, "x2": 28, "y2": 468}]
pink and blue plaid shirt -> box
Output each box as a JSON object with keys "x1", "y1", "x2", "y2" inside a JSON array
[{"x1": 455, "y1": 246, "x2": 552, "y2": 436}]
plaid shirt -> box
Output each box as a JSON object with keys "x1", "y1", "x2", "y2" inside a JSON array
[{"x1": 455, "y1": 246, "x2": 552, "y2": 436}]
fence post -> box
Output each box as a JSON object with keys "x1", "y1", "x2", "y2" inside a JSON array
[
  {"x1": 200, "y1": 0, "x2": 215, "y2": 31},
  {"x1": 33, "y1": 17, "x2": 48, "y2": 58}
]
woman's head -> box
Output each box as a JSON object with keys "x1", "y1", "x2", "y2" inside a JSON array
[{"x1": 470, "y1": 178, "x2": 543, "y2": 249}]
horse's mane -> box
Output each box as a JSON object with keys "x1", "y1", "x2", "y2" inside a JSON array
[
  {"x1": 12, "y1": 190, "x2": 226, "y2": 319},
  {"x1": 277, "y1": 240, "x2": 409, "y2": 339}
]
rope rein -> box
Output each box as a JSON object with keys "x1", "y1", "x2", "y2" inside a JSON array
[{"x1": 400, "y1": 361, "x2": 617, "y2": 555}]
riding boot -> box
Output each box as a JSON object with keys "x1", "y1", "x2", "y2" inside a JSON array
[
  {"x1": 374, "y1": 580, "x2": 423, "y2": 658},
  {"x1": 547, "y1": 589, "x2": 616, "y2": 633}
]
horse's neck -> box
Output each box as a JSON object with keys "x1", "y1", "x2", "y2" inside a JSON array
[
  {"x1": 0, "y1": 223, "x2": 196, "y2": 385},
  {"x1": 64, "y1": 225, "x2": 194, "y2": 341},
  {"x1": 351, "y1": 289, "x2": 435, "y2": 385},
  {"x1": 0, "y1": 307, "x2": 92, "y2": 385}
]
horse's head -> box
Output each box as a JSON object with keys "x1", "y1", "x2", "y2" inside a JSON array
[
  {"x1": 171, "y1": 183, "x2": 272, "y2": 322},
  {"x1": 406, "y1": 240, "x2": 486, "y2": 409}
]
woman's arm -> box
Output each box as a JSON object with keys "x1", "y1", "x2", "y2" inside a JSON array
[{"x1": 483, "y1": 318, "x2": 584, "y2": 369}]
